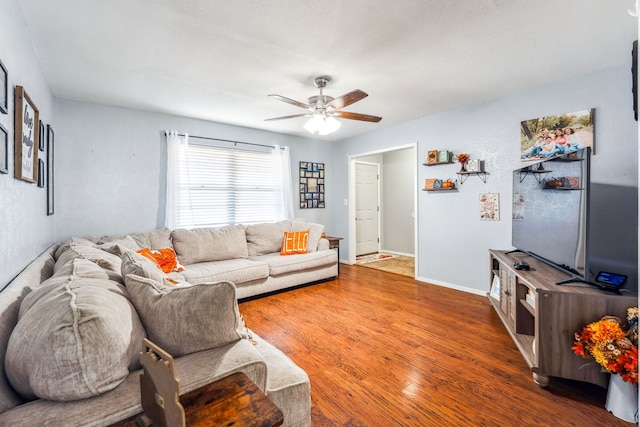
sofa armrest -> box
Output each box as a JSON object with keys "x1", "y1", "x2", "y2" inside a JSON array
[{"x1": 317, "y1": 238, "x2": 329, "y2": 251}]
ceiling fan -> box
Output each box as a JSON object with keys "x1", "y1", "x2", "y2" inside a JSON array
[{"x1": 265, "y1": 76, "x2": 382, "y2": 135}]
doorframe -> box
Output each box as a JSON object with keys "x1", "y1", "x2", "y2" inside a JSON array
[
  {"x1": 354, "y1": 160, "x2": 381, "y2": 256},
  {"x1": 347, "y1": 143, "x2": 418, "y2": 278}
]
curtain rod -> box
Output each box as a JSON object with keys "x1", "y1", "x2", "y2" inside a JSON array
[{"x1": 175, "y1": 133, "x2": 283, "y2": 150}]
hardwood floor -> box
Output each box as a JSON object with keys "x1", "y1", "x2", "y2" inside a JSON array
[{"x1": 239, "y1": 265, "x2": 628, "y2": 427}]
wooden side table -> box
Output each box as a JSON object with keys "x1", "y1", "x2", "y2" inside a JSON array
[
  {"x1": 324, "y1": 236, "x2": 343, "y2": 273},
  {"x1": 109, "y1": 372, "x2": 283, "y2": 427}
]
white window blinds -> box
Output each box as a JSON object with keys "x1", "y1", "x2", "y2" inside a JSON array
[{"x1": 165, "y1": 131, "x2": 293, "y2": 229}]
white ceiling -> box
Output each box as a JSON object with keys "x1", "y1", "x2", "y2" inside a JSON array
[{"x1": 16, "y1": 0, "x2": 639, "y2": 141}]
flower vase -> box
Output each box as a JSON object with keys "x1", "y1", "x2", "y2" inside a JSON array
[
  {"x1": 605, "y1": 373, "x2": 639, "y2": 423},
  {"x1": 460, "y1": 162, "x2": 467, "y2": 172}
]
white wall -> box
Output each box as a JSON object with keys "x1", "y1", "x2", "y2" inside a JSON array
[
  {"x1": 334, "y1": 67, "x2": 638, "y2": 294},
  {"x1": 0, "y1": 1, "x2": 56, "y2": 289},
  {"x1": 53, "y1": 99, "x2": 335, "y2": 242}
]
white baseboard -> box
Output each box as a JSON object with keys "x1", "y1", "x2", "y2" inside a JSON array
[
  {"x1": 379, "y1": 249, "x2": 414, "y2": 258},
  {"x1": 415, "y1": 276, "x2": 487, "y2": 296}
]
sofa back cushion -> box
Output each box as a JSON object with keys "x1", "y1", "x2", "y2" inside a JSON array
[
  {"x1": 5, "y1": 258, "x2": 146, "y2": 401},
  {"x1": 96, "y1": 228, "x2": 173, "y2": 251},
  {"x1": 171, "y1": 225, "x2": 248, "y2": 265},
  {"x1": 54, "y1": 238, "x2": 123, "y2": 273},
  {"x1": 245, "y1": 220, "x2": 291, "y2": 256},
  {"x1": 290, "y1": 221, "x2": 325, "y2": 253},
  {"x1": 123, "y1": 273, "x2": 247, "y2": 357}
]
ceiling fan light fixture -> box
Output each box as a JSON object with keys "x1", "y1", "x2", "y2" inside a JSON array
[{"x1": 303, "y1": 114, "x2": 341, "y2": 135}]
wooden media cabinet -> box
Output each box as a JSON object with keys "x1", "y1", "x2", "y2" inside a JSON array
[{"x1": 488, "y1": 249, "x2": 636, "y2": 388}]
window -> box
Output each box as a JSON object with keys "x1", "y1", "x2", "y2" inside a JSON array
[{"x1": 165, "y1": 131, "x2": 293, "y2": 229}]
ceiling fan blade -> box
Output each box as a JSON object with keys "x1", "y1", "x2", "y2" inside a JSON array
[
  {"x1": 268, "y1": 94, "x2": 309, "y2": 109},
  {"x1": 326, "y1": 89, "x2": 368, "y2": 109},
  {"x1": 335, "y1": 111, "x2": 382, "y2": 123},
  {"x1": 264, "y1": 113, "x2": 311, "y2": 122}
]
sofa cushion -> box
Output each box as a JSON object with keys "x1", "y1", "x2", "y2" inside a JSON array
[
  {"x1": 121, "y1": 250, "x2": 172, "y2": 285},
  {"x1": 123, "y1": 273, "x2": 248, "y2": 357},
  {"x1": 171, "y1": 225, "x2": 248, "y2": 265},
  {"x1": 251, "y1": 250, "x2": 337, "y2": 276},
  {"x1": 54, "y1": 238, "x2": 123, "y2": 273},
  {"x1": 5, "y1": 258, "x2": 146, "y2": 401},
  {"x1": 250, "y1": 330, "x2": 311, "y2": 427},
  {"x1": 245, "y1": 220, "x2": 291, "y2": 256},
  {"x1": 280, "y1": 231, "x2": 309, "y2": 255},
  {"x1": 180, "y1": 258, "x2": 269, "y2": 285},
  {"x1": 96, "y1": 228, "x2": 173, "y2": 251},
  {"x1": 290, "y1": 221, "x2": 324, "y2": 253}
]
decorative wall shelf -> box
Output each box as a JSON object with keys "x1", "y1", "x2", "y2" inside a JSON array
[
  {"x1": 423, "y1": 161, "x2": 453, "y2": 166},
  {"x1": 456, "y1": 171, "x2": 489, "y2": 184},
  {"x1": 518, "y1": 168, "x2": 551, "y2": 183},
  {"x1": 422, "y1": 187, "x2": 458, "y2": 192}
]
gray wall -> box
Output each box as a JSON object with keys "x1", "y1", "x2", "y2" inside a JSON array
[
  {"x1": 333, "y1": 67, "x2": 638, "y2": 294},
  {"x1": 0, "y1": 1, "x2": 56, "y2": 289},
  {"x1": 53, "y1": 99, "x2": 335, "y2": 242}
]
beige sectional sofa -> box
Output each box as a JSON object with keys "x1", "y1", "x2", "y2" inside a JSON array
[{"x1": 0, "y1": 221, "x2": 337, "y2": 426}]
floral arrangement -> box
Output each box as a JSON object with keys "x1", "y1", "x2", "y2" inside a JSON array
[
  {"x1": 456, "y1": 153, "x2": 469, "y2": 164},
  {"x1": 572, "y1": 307, "x2": 638, "y2": 384}
]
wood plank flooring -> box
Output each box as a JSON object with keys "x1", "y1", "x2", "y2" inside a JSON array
[{"x1": 239, "y1": 265, "x2": 629, "y2": 427}]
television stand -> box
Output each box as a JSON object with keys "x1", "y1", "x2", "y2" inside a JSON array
[
  {"x1": 488, "y1": 249, "x2": 635, "y2": 388},
  {"x1": 555, "y1": 278, "x2": 622, "y2": 294}
]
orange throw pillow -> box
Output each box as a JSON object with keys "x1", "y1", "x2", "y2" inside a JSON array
[
  {"x1": 137, "y1": 247, "x2": 185, "y2": 273},
  {"x1": 280, "y1": 231, "x2": 309, "y2": 255}
]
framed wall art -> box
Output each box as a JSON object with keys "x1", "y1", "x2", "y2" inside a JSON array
[
  {"x1": 37, "y1": 159, "x2": 44, "y2": 187},
  {"x1": 0, "y1": 123, "x2": 8, "y2": 174},
  {"x1": 520, "y1": 108, "x2": 595, "y2": 161},
  {"x1": 480, "y1": 193, "x2": 499, "y2": 221},
  {"x1": 299, "y1": 161, "x2": 325, "y2": 209},
  {"x1": 39, "y1": 120, "x2": 45, "y2": 151},
  {"x1": 0, "y1": 59, "x2": 7, "y2": 114},
  {"x1": 47, "y1": 124, "x2": 54, "y2": 215},
  {"x1": 14, "y1": 86, "x2": 39, "y2": 183}
]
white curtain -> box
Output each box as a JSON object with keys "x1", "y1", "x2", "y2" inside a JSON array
[
  {"x1": 274, "y1": 145, "x2": 294, "y2": 219},
  {"x1": 165, "y1": 130, "x2": 193, "y2": 229}
]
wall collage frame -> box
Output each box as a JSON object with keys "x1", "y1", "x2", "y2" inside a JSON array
[
  {"x1": 299, "y1": 161, "x2": 325, "y2": 209},
  {"x1": 1, "y1": 57, "x2": 54, "y2": 215}
]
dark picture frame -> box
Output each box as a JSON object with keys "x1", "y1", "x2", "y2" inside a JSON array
[
  {"x1": 14, "y1": 86, "x2": 39, "y2": 183},
  {"x1": 46, "y1": 124, "x2": 54, "y2": 215},
  {"x1": 299, "y1": 161, "x2": 325, "y2": 209},
  {"x1": 520, "y1": 108, "x2": 595, "y2": 161},
  {"x1": 0, "y1": 123, "x2": 8, "y2": 174},
  {"x1": 37, "y1": 159, "x2": 44, "y2": 187},
  {"x1": 39, "y1": 120, "x2": 44, "y2": 151},
  {"x1": 0, "y1": 59, "x2": 7, "y2": 115}
]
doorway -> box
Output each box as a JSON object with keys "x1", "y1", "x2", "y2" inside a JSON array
[{"x1": 348, "y1": 144, "x2": 417, "y2": 277}]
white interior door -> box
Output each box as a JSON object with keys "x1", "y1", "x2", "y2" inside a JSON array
[{"x1": 355, "y1": 162, "x2": 379, "y2": 256}]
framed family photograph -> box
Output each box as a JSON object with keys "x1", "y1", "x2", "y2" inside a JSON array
[
  {"x1": 0, "y1": 59, "x2": 7, "y2": 115},
  {"x1": 14, "y1": 86, "x2": 39, "y2": 183},
  {"x1": 0, "y1": 123, "x2": 8, "y2": 174},
  {"x1": 520, "y1": 108, "x2": 595, "y2": 161}
]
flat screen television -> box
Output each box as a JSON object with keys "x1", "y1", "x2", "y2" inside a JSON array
[{"x1": 512, "y1": 147, "x2": 591, "y2": 284}]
